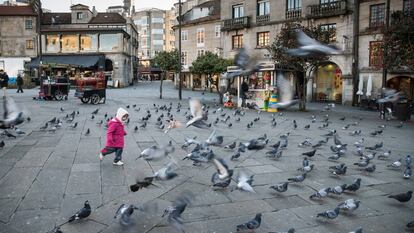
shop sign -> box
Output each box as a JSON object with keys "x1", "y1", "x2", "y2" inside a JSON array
[{"x1": 259, "y1": 63, "x2": 275, "y2": 71}]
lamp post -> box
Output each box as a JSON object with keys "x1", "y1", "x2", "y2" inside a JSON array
[{"x1": 178, "y1": 0, "x2": 182, "y2": 100}]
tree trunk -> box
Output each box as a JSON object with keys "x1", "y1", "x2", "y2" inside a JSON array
[
  {"x1": 216, "y1": 83, "x2": 223, "y2": 104},
  {"x1": 297, "y1": 71, "x2": 307, "y2": 111},
  {"x1": 160, "y1": 71, "x2": 165, "y2": 99}
]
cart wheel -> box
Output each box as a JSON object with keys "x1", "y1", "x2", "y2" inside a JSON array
[
  {"x1": 81, "y1": 97, "x2": 90, "y2": 103},
  {"x1": 54, "y1": 90, "x2": 64, "y2": 101},
  {"x1": 91, "y1": 94, "x2": 101, "y2": 105}
]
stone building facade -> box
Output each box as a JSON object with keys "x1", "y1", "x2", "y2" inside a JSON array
[
  {"x1": 220, "y1": 0, "x2": 354, "y2": 104},
  {"x1": 36, "y1": 4, "x2": 139, "y2": 87},
  {"x1": 357, "y1": 0, "x2": 413, "y2": 101},
  {"x1": 173, "y1": 0, "x2": 221, "y2": 90},
  {"x1": 0, "y1": 5, "x2": 38, "y2": 82}
]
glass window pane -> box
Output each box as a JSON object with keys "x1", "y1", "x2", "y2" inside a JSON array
[
  {"x1": 80, "y1": 34, "x2": 97, "y2": 52},
  {"x1": 61, "y1": 35, "x2": 79, "y2": 52},
  {"x1": 46, "y1": 35, "x2": 60, "y2": 52},
  {"x1": 99, "y1": 34, "x2": 119, "y2": 52}
]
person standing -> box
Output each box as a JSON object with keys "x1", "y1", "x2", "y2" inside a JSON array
[
  {"x1": 16, "y1": 74, "x2": 24, "y2": 93},
  {"x1": 0, "y1": 69, "x2": 9, "y2": 97},
  {"x1": 241, "y1": 79, "x2": 249, "y2": 109}
]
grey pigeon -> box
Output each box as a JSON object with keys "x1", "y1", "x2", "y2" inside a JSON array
[
  {"x1": 407, "y1": 220, "x2": 414, "y2": 228},
  {"x1": 236, "y1": 213, "x2": 262, "y2": 232},
  {"x1": 403, "y1": 166, "x2": 412, "y2": 179},
  {"x1": 287, "y1": 173, "x2": 306, "y2": 183},
  {"x1": 338, "y1": 198, "x2": 360, "y2": 212},
  {"x1": 309, "y1": 188, "x2": 331, "y2": 199},
  {"x1": 349, "y1": 227, "x2": 363, "y2": 233},
  {"x1": 206, "y1": 129, "x2": 223, "y2": 146},
  {"x1": 388, "y1": 191, "x2": 412, "y2": 202},
  {"x1": 316, "y1": 206, "x2": 340, "y2": 219},
  {"x1": 162, "y1": 191, "x2": 193, "y2": 233},
  {"x1": 114, "y1": 204, "x2": 141, "y2": 225},
  {"x1": 344, "y1": 178, "x2": 361, "y2": 192},
  {"x1": 224, "y1": 141, "x2": 236, "y2": 150},
  {"x1": 151, "y1": 163, "x2": 178, "y2": 181},
  {"x1": 329, "y1": 184, "x2": 347, "y2": 195},
  {"x1": 269, "y1": 182, "x2": 289, "y2": 193}
]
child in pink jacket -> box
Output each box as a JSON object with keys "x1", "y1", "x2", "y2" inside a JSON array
[{"x1": 99, "y1": 108, "x2": 128, "y2": 165}]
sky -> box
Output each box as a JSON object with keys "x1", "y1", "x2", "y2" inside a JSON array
[{"x1": 1, "y1": 0, "x2": 176, "y2": 11}]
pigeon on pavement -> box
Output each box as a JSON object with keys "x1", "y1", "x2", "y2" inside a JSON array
[
  {"x1": 388, "y1": 191, "x2": 412, "y2": 202},
  {"x1": 338, "y1": 199, "x2": 361, "y2": 212},
  {"x1": 316, "y1": 206, "x2": 340, "y2": 219},
  {"x1": 162, "y1": 191, "x2": 193, "y2": 233},
  {"x1": 236, "y1": 213, "x2": 262, "y2": 232},
  {"x1": 68, "y1": 200, "x2": 91, "y2": 222},
  {"x1": 269, "y1": 182, "x2": 289, "y2": 193}
]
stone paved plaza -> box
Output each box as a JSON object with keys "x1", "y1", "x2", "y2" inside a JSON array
[{"x1": 0, "y1": 81, "x2": 413, "y2": 233}]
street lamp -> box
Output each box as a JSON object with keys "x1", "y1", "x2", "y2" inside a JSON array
[{"x1": 178, "y1": 0, "x2": 182, "y2": 100}]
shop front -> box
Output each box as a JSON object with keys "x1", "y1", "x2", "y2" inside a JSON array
[{"x1": 313, "y1": 63, "x2": 343, "y2": 103}]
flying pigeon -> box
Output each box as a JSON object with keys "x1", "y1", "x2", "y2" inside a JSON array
[
  {"x1": 0, "y1": 97, "x2": 25, "y2": 129},
  {"x1": 68, "y1": 200, "x2": 91, "y2": 222},
  {"x1": 206, "y1": 129, "x2": 223, "y2": 146},
  {"x1": 287, "y1": 30, "x2": 341, "y2": 57},
  {"x1": 211, "y1": 158, "x2": 233, "y2": 188},
  {"x1": 162, "y1": 191, "x2": 193, "y2": 233},
  {"x1": 186, "y1": 99, "x2": 210, "y2": 129},
  {"x1": 129, "y1": 177, "x2": 155, "y2": 192},
  {"x1": 114, "y1": 204, "x2": 141, "y2": 225},
  {"x1": 235, "y1": 172, "x2": 255, "y2": 193}
]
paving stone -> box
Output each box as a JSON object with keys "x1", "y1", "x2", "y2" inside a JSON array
[
  {"x1": 0, "y1": 198, "x2": 20, "y2": 223},
  {"x1": 66, "y1": 171, "x2": 101, "y2": 195},
  {"x1": 14, "y1": 147, "x2": 54, "y2": 168},
  {"x1": 59, "y1": 220, "x2": 107, "y2": 233},
  {"x1": 8, "y1": 209, "x2": 59, "y2": 233},
  {"x1": 246, "y1": 164, "x2": 282, "y2": 174},
  {"x1": 0, "y1": 167, "x2": 40, "y2": 199},
  {"x1": 0, "y1": 145, "x2": 32, "y2": 165},
  {"x1": 264, "y1": 194, "x2": 313, "y2": 210}
]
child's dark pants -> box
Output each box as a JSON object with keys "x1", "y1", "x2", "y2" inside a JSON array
[{"x1": 101, "y1": 147, "x2": 123, "y2": 162}]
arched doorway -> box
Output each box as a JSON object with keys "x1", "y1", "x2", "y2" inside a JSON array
[
  {"x1": 387, "y1": 76, "x2": 413, "y2": 100},
  {"x1": 314, "y1": 63, "x2": 342, "y2": 103}
]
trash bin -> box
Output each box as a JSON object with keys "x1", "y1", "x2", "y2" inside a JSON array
[{"x1": 393, "y1": 102, "x2": 411, "y2": 121}]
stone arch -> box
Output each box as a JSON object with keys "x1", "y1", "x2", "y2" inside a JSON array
[
  {"x1": 386, "y1": 75, "x2": 414, "y2": 100},
  {"x1": 312, "y1": 61, "x2": 343, "y2": 103}
]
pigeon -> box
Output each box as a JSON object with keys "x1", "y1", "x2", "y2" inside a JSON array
[
  {"x1": 298, "y1": 164, "x2": 314, "y2": 173},
  {"x1": 287, "y1": 30, "x2": 341, "y2": 57},
  {"x1": 349, "y1": 227, "x2": 363, "y2": 233},
  {"x1": 91, "y1": 109, "x2": 99, "y2": 115},
  {"x1": 3, "y1": 130, "x2": 16, "y2": 138},
  {"x1": 181, "y1": 136, "x2": 200, "y2": 148},
  {"x1": 316, "y1": 206, "x2": 340, "y2": 219},
  {"x1": 235, "y1": 172, "x2": 255, "y2": 193},
  {"x1": 349, "y1": 130, "x2": 362, "y2": 136},
  {"x1": 139, "y1": 143, "x2": 174, "y2": 161},
  {"x1": 269, "y1": 228, "x2": 295, "y2": 233},
  {"x1": 365, "y1": 142, "x2": 383, "y2": 150},
  {"x1": 0, "y1": 140, "x2": 5, "y2": 149},
  {"x1": 206, "y1": 129, "x2": 223, "y2": 146},
  {"x1": 310, "y1": 188, "x2": 331, "y2": 199},
  {"x1": 139, "y1": 122, "x2": 147, "y2": 129},
  {"x1": 344, "y1": 178, "x2": 361, "y2": 192},
  {"x1": 329, "y1": 164, "x2": 347, "y2": 176},
  {"x1": 302, "y1": 149, "x2": 317, "y2": 158},
  {"x1": 162, "y1": 191, "x2": 193, "y2": 233},
  {"x1": 40, "y1": 122, "x2": 48, "y2": 131},
  {"x1": 152, "y1": 163, "x2": 178, "y2": 181},
  {"x1": 114, "y1": 204, "x2": 141, "y2": 225},
  {"x1": 68, "y1": 200, "x2": 91, "y2": 222},
  {"x1": 69, "y1": 122, "x2": 78, "y2": 129},
  {"x1": 293, "y1": 120, "x2": 297, "y2": 129},
  {"x1": 186, "y1": 99, "x2": 210, "y2": 129},
  {"x1": 236, "y1": 213, "x2": 262, "y2": 232},
  {"x1": 338, "y1": 198, "x2": 361, "y2": 212},
  {"x1": 183, "y1": 148, "x2": 215, "y2": 165},
  {"x1": 129, "y1": 177, "x2": 155, "y2": 192},
  {"x1": 267, "y1": 149, "x2": 283, "y2": 160},
  {"x1": 231, "y1": 150, "x2": 241, "y2": 161},
  {"x1": 304, "y1": 124, "x2": 310, "y2": 130},
  {"x1": 363, "y1": 164, "x2": 376, "y2": 173},
  {"x1": 96, "y1": 120, "x2": 103, "y2": 126},
  {"x1": 85, "y1": 128, "x2": 90, "y2": 136},
  {"x1": 224, "y1": 141, "x2": 236, "y2": 150},
  {"x1": 302, "y1": 157, "x2": 309, "y2": 167},
  {"x1": 211, "y1": 158, "x2": 233, "y2": 188},
  {"x1": 377, "y1": 88, "x2": 403, "y2": 103},
  {"x1": 269, "y1": 182, "x2": 289, "y2": 193},
  {"x1": 329, "y1": 184, "x2": 347, "y2": 195},
  {"x1": 287, "y1": 173, "x2": 306, "y2": 183},
  {"x1": 378, "y1": 150, "x2": 391, "y2": 160},
  {"x1": 403, "y1": 166, "x2": 412, "y2": 179},
  {"x1": 405, "y1": 155, "x2": 412, "y2": 166},
  {"x1": 91, "y1": 115, "x2": 95, "y2": 120},
  {"x1": 388, "y1": 191, "x2": 412, "y2": 202},
  {"x1": 268, "y1": 72, "x2": 298, "y2": 109}
]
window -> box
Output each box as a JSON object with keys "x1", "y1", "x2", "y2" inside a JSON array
[
  {"x1": 152, "y1": 18, "x2": 164, "y2": 23},
  {"x1": 181, "y1": 30, "x2": 188, "y2": 41},
  {"x1": 77, "y1": 12, "x2": 83, "y2": 20},
  {"x1": 80, "y1": 34, "x2": 98, "y2": 51},
  {"x1": 320, "y1": 23, "x2": 337, "y2": 42},
  {"x1": 141, "y1": 17, "x2": 149, "y2": 25},
  {"x1": 61, "y1": 35, "x2": 79, "y2": 52},
  {"x1": 152, "y1": 29, "x2": 164, "y2": 34},
  {"x1": 369, "y1": 41, "x2": 383, "y2": 68},
  {"x1": 403, "y1": 0, "x2": 412, "y2": 16},
  {"x1": 197, "y1": 50, "x2": 205, "y2": 57},
  {"x1": 196, "y1": 28, "x2": 205, "y2": 47},
  {"x1": 257, "y1": 0, "x2": 270, "y2": 16},
  {"x1": 215, "y1": 25, "x2": 221, "y2": 38},
  {"x1": 233, "y1": 4, "x2": 244, "y2": 18},
  {"x1": 99, "y1": 34, "x2": 119, "y2": 52},
  {"x1": 45, "y1": 35, "x2": 60, "y2": 52},
  {"x1": 320, "y1": 0, "x2": 338, "y2": 3},
  {"x1": 287, "y1": 0, "x2": 302, "y2": 10},
  {"x1": 257, "y1": 31, "x2": 270, "y2": 47},
  {"x1": 232, "y1": 35, "x2": 243, "y2": 49},
  {"x1": 26, "y1": 40, "x2": 34, "y2": 49},
  {"x1": 153, "y1": 40, "x2": 164, "y2": 45},
  {"x1": 25, "y1": 19, "x2": 33, "y2": 29},
  {"x1": 181, "y1": 51, "x2": 188, "y2": 65},
  {"x1": 370, "y1": 4, "x2": 385, "y2": 28}
]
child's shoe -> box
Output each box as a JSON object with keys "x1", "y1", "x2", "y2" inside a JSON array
[
  {"x1": 99, "y1": 153, "x2": 104, "y2": 161},
  {"x1": 113, "y1": 161, "x2": 124, "y2": 166}
]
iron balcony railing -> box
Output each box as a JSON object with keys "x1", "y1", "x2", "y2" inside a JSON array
[
  {"x1": 222, "y1": 16, "x2": 250, "y2": 31},
  {"x1": 307, "y1": 0, "x2": 347, "y2": 18}
]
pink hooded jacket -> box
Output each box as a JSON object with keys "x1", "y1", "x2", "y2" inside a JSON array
[{"x1": 106, "y1": 108, "x2": 128, "y2": 148}]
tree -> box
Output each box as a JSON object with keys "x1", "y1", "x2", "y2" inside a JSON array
[
  {"x1": 190, "y1": 51, "x2": 233, "y2": 104},
  {"x1": 267, "y1": 22, "x2": 333, "y2": 111},
  {"x1": 382, "y1": 11, "x2": 414, "y2": 72},
  {"x1": 152, "y1": 49, "x2": 180, "y2": 99}
]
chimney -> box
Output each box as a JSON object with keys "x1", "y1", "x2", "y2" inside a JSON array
[{"x1": 92, "y1": 6, "x2": 97, "y2": 17}]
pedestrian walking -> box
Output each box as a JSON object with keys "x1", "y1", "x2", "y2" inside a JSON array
[
  {"x1": 241, "y1": 79, "x2": 249, "y2": 109},
  {"x1": 16, "y1": 74, "x2": 24, "y2": 93},
  {"x1": 0, "y1": 69, "x2": 9, "y2": 97},
  {"x1": 99, "y1": 108, "x2": 129, "y2": 166}
]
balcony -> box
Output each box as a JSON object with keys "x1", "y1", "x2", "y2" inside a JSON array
[
  {"x1": 286, "y1": 9, "x2": 302, "y2": 20},
  {"x1": 307, "y1": 0, "x2": 347, "y2": 19},
  {"x1": 256, "y1": 14, "x2": 270, "y2": 25},
  {"x1": 222, "y1": 16, "x2": 250, "y2": 31}
]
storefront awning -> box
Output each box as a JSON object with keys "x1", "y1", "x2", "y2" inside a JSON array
[{"x1": 26, "y1": 55, "x2": 104, "y2": 69}]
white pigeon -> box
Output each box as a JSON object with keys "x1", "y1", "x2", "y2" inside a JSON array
[
  {"x1": 186, "y1": 99, "x2": 210, "y2": 129},
  {"x1": 338, "y1": 198, "x2": 361, "y2": 212},
  {"x1": 236, "y1": 172, "x2": 255, "y2": 193},
  {"x1": 0, "y1": 96, "x2": 25, "y2": 129}
]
